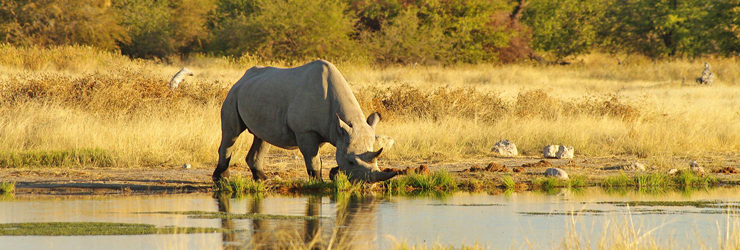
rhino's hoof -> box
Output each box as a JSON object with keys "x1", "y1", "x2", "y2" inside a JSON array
[
  {"x1": 329, "y1": 167, "x2": 340, "y2": 181},
  {"x1": 212, "y1": 170, "x2": 230, "y2": 183}
]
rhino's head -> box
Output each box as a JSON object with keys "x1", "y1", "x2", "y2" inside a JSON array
[{"x1": 334, "y1": 112, "x2": 397, "y2": 183}]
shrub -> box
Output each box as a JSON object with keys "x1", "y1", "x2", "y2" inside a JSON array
[{"x1": 0, "y1": 0, "x2": 128, "y2": 50}]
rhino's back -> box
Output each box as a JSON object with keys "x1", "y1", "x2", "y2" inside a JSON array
[{"x1": 228, "y1": 60, "x2": 345, "y2": 149}]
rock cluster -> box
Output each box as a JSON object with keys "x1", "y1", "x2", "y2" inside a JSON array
[{"x1": 544, "y1": 145, "x2": 574, "y2": 159}]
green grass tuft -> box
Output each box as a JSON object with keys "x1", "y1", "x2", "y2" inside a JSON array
[
  {"x1": 502, "y1": 175, "x2": 515, "y2": 189},
  {"x1": 406, "y1": 171, "x2": 457, "y2": 191},
  {"x1": 672, "y1": 171, "x2": 718, "y2": 187},
  {"x1": 384, "y1": 170, "x2": 456, "y2": 192},
  {"x1": 0, "y1": 148, "x2": 114, "y2": 168},
  {"x1": 216, "y1": 176, "x2": 265, "y2": 195},
  {"x1": 567, "y1": 175, "x2": 587, "y2": 188},
  {"x1": 634, "y1": 173, "x2": 667, "y2": 188},
  {"x1": 0, "y1": 182, "x2": 14, "y2": 194},
  {"x1": 602, "y1": 172, "x2": 631, "y2": 188}
]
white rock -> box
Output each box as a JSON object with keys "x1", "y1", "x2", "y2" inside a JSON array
[
  {"x1": 545, "y1": 168, "x2": 569, "y2": 179},
  {"x1": 556, "y1": 145, "x2": 575, "y2": 159},
  {"x1": 621, "y1": 162, "x2": 646, "y2": 171},
  {"x1": 182, "y1": 163, "x2": 191, "y2": 169},
  {"x1": 491, "y1": 139, "x2": 518, "y2": 157},
  {"x1": 375, "y1": 135, "x2": 395, "y2": 151},
  {"x1": 544, "y1": 145, "x2": 559, "y2": 158},
  {"x1": 667, "y1": 168, "x2": 679, "y2": 175}
]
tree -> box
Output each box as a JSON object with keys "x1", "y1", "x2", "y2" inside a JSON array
[
  {"x1": 114, "y1": 0, "x2": 215, "y2": 59},
  {"x1": 523, "y1": 0, "x2": 602, "y2": 60},
  {"x1": 209, "y1": 0, "x2": 359, "y2": 61},
  {"x1": 0, "y1": 0, "x2": 128, "y2": 50},
  {"x1": 598, "y1": 0, "x2": 712, "y2": 58}
]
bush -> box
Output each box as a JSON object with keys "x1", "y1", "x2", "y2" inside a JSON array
[
  {"x1": 114, "y1": 0, "x2": 216, "y2": 59},
  {"x1": 209, "y1": 0, "x2": 359, "y2": 62},
  {"x1": 0, "y1": 0, "x2": 128, "y2": 50}
]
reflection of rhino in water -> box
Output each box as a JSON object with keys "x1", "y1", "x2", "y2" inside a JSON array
[
  {"x1": 212, "y1": 60, "x2": 397, "y2": 183},
  {"x1": 216, "y1": 194, "x2": 381, "y2": 249}
]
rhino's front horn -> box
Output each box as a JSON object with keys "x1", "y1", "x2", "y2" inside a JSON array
[
  {"x1": 343, "y1": 167, "x2": 398, "y2": 183},
  {"x1": 371, "y1": 170, "x2": 398, "y2": 182}
]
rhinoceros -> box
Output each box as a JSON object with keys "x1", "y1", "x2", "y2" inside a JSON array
[{"x1": 212, "y1": 60, "x2": 397, "y2": 183}]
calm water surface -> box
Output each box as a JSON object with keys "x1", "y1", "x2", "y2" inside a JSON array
[{"x1": 2, "y1": 187, "x2": 740, "y2": 249}]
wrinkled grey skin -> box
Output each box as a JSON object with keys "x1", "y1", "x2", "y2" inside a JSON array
[{"x1": 212, "y1": 60, "x2": 397, "y2": 183}]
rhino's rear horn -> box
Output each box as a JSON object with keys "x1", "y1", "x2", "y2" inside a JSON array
[{"x1": 367, "y1": 148, "x2": 383, "y2": 162}]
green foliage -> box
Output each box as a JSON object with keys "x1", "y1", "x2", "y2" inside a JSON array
[
  {"x1": 0, "y1": 0, "x2": 128, "y2": 50},
  {"x1": 114, "y1": 0, "x2": 215, "y2": 58},
  {"x1": 568, "y1": 175, "x2": 587, "y2": 188},
  {"x1": 602, "y1": 172, "x2": 631, "y2": 188},
  {"x1": 0, "y1": 149, "x2": 114, "y2": 168},
  {"x1": 502, "y1": 175, "x2": 515, "y2": 189},
  {"x1": 634, "y1": 173, "x2": 667, "y2": 188},
  {"x1": 0, "y1": 182, "x2": 14, "y2": 194},
  {"x1": 216, "y1": 176, "x2": 265, "y2": 195},
  {"x1": 523, "y1": 0, "x2": 601, "y2": 59},
  {"x1": 210, "y1": 0, "x2": 358, "y2": 61},
  {"x1": 598, "y1": 0, "x2": 715, "y2": 58},
  {"x1": 4, "y1": 0, "x2": 740, "y2": 62},
  {"x1": 388, "y1": 171, "x2": 457, "y2": 192},
  {"x1": 672, "y1": 171, "x2": 718, "y2": 187}
]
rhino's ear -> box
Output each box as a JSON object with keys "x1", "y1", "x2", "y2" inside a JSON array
[
  {"x1": 336, "y1": 113, "x2": 352, "y2": 136},
  {"x1": 366, "y1": 112, "x2": 381, "y2": 130}
]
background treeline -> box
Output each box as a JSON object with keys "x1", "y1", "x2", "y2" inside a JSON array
[{"x1": 1, "y1": 0, "x2": 739, "y2": 64}]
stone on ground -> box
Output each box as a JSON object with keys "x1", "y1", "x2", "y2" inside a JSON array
[
  {"x1": 621, "y1": 162, "x2": 646, "y2": 171},
  {"x1": 543, "y1": 145, "x2": 559, "y2": 158},
  {"x1": 544, "y1": 168, "x2": 569, "y2": 179},
  {"x1": 491, "y1": 139, "x2": 518, "y2": 157},
  {"x1": 556, "y1": 146, "x2": 575, "y2": 159}
]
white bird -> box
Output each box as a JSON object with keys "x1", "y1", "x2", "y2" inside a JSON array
[{"x1": 169, "y1": 67, "x2": 194, "y2": 89}]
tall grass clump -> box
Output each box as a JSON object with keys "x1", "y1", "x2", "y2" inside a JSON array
[
  {"x1": 0, "y1": 182, "x2": 15, "y2": 194},
  {"x1": 0, "y1": 148, "x2": 114, "y2": 168},
  {"x1": 634, "y1": 173, "x2": 667, "y2": 189},
  {"x1": 501, "y1": 175, "x2": 515, "y2": 189},
  {"x1": 672, "y1": 170, "x2": 718, "y2": 187},
  {"x1": 216, "y1": 176, "x2": 265, "y2": 195},
  {"x1": 387, "y1": 171, "x2": 457, "y2": 192},
  {"x1": 601, "y1": 172, "x2": 631, "y2": 188}
]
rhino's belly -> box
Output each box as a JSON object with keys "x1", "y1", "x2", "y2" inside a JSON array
[{"x1": 242, "y1": 116, "x2": 299, "y2": 150}]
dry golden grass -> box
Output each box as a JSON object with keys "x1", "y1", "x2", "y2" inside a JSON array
[{"x1": 1, "y1": 45, "x2": 739, "y2": 169}]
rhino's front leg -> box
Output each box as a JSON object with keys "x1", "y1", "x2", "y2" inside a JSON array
[{"x1": 296, "y1": 132, "x2": 323, "y2": 180}]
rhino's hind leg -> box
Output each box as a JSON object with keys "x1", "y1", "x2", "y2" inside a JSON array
[
  {"x1": 213, "y1": 134, "x2": 241, "y2": 182},
  {"x1": 212, "y1": 107, "x2": 247, "y2": 183},
  {"x1": 296, "y1": 132, "x2": 324, "y2": 180},
  {"x1": 246, "y1": 137, "x2": 271, "y2": 181}
]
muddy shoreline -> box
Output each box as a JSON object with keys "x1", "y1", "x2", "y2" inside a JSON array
[{"x1": 4, "y1": 155, "x2": 740, "y2": 196}]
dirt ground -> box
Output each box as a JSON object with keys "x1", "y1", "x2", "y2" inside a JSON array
[{"x1": 3, "y1": 154, "x2": 740, "y2": 195}]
